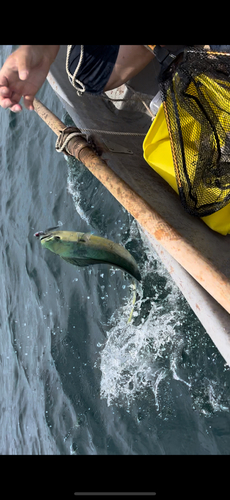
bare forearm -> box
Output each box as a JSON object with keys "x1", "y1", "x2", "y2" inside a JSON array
[{"x1": 104, "y1": 45, "x2": 155, "y2": 91}]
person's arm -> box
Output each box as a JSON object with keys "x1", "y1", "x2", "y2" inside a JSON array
[
  {"x1": 104, "y1": 45, "x2": 155, "y2": 92},
  {"x1": 0, "y1": 45, "x2": 60, "y2": 112}
]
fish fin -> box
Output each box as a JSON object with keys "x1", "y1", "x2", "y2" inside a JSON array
[
  {"x1": 78, "y1": 232, "x2": 91, "y2": 243},
  {"x1": 61, "y1": 256, "x2": 101, "y2": 267}
]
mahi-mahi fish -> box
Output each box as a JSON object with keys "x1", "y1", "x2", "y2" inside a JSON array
[{"x1": 34, "y1": 227, "x2": 141, "y2": 281}]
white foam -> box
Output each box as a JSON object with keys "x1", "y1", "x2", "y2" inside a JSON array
[
  {"x1": 98, "y1": 221, "x2": 191, "y2": 411},
  {"x1": 65, "y1": 156, "x2": 90, "y2": 224},
  {"x1": 97, "y1": 220, "x2": 230, "y2": 416},
  {"x1": 99, "y1": 295, "x2": 186, "y2": 409}
]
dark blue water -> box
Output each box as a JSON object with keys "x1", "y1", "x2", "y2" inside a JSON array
[{"x1": 1, "y1": 46, "x2": 230, "y2": 466}]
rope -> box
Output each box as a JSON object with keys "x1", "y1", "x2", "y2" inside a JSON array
[
  {"x1": 55, "y1": 127, "x2": 85, "y2": 155},
  {"x1": 80, "y1": 127, "x2": 146, "y2": 136},
  {"x1": 66, "y1": 45, "x2": 85, "y2": 96},
  {"x1": 55, "y1": 127, "x2": 146, "y2": 157}
]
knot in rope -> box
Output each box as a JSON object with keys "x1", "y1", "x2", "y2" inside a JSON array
[{"x1": 55, "y1": 126, "x2": 86, "y2": 156}]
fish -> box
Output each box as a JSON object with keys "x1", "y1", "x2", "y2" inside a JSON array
[{"x1": 34, "y1": 229, "x2": 141, "y2": 281}]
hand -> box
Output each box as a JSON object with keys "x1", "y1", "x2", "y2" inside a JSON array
[{"x1": 0, "y1": 45, "x2": 60, "y2": 112}]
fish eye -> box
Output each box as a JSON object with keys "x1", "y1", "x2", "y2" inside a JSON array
[{"x1": 54, "y1": 235, "x2": 61, "y2": 241}]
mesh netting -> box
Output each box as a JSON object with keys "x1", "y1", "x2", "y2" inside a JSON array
[{"x1": 159, "y1": 48, "x2": 230, "y2": 217}]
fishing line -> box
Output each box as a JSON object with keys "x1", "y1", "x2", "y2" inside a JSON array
[{"x1": 127, "y1": 280, "x2": 137, "y2": 324}]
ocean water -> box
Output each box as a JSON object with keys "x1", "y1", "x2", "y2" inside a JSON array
[{"x1": 1, "y1": 45, "x2": 230, "y2": 464}]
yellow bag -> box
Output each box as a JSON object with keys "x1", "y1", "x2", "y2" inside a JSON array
[{"x1": 143, "y1": 103, "x2": 230, "y2": 235}]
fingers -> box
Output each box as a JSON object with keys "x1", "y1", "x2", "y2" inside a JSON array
[
  {"x1": 5, "y1": 95, "x2": 34, "y2": 112},
  {"x1": 0, "y1": 45, "x2": 57, "y2": 113},
  {"x1": 0, "y1": 96, "x2": 22, "y2": 112},
  {"x1": 19, "y1": 69, "x2": 29, "y2": 81},
  {"x1": 0, "y1": 86, "x2": 11, "y2": 97},
  {"x1": 16, "y1": 46, "x2": 31, "y2": 82},
  {"x1": 0, "y1": 75, "x2": 22, "y2": 112},
  {"x1": 0, "y1": 91, "x2": 34, "y2": 112},
  {"x1": 0, "y1": 76, "x2": 9, "y2": 91},
  {"x1": 8, "y1": 50, "x2": 32, "y2": 111},
  {"x1": 0, "y1": 89, "x2": 32, "y2": 112},
  {"x1": 9, "y1": 103, "x2": 22, "y2": 112},
  {"x1": 0, "y1": 75, "x2": 12, "y2": 103},
  {"x1": 0, "y1": 47, "x2": 31, "y2": 112},
  {"x1": 23, "y1": 94, "x2": 34, "y2": 111},
  {"x1": 0, "y1": 88, "x2": 12, "y2": 106},
  {"x1": 0, "y1": 86, "x2": 22, "y2": 111}
]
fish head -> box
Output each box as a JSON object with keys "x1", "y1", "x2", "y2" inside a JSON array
[
  {"x1": 34, "y1": 228, "x2": 81, "y2": 256},
  {"x1": 34, "y1": 228, "x2": 68, "y2": 256}
]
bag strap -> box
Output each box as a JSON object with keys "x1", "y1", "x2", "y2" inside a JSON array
[{"x1": 144, "y1": 45, "x2": 177, "y2": 71}]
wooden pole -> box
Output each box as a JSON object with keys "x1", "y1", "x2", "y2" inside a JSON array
[{"x1": 33, "y1": 97, "x2": 230, "y2": 315}]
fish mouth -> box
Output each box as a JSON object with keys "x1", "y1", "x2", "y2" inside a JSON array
[
  {"x1": 34, "y1": 226, "x2": 60, "y2": 241},
  {"x1": 34, "y1": 231, "x2": 50, "y2": 241}
]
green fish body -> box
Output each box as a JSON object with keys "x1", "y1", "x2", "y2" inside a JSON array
[{"x1": 35, "y1": 229, "x2": 141, "y2": 281}]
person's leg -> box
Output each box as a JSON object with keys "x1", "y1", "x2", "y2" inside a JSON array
[{"x1": 104, "y1": 45, "x2": 154, "y2": 91}]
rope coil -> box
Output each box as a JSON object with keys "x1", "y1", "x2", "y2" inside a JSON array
[
  {"x1": 66, "y1": 45, "x2": 85, "y2": 96},
  {"x1": 55, "y1": 127, "x2": 85, "y2": 156}
]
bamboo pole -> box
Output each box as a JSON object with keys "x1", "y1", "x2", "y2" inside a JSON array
[{"x1": 33, "y1": 97, "x2": 230, "y2": 315}]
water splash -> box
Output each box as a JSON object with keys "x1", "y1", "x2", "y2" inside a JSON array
[
  {"x1": 98, "y1": 221, "x2": 230, "y2": 417},
  {"x1": 65, "y1": 155, "x2": 91, "y2": 224},
  {"x1": 97, "y1": 221, "x2": 189, "y2": 411},
  {"x1": 99, "y1": 292, "x2": 186, "y2": 410}
]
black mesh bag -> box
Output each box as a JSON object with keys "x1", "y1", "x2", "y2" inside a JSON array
[{"x1": 155, "y1": 46, "x2": 230, "y2": 217}]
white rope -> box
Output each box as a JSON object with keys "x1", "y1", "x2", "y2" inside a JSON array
[
  {"x1": 55, "y1": 131, "x2": 83, "y2": 155},
  {"x1": 66, "y1": 45, "x2": 86, "y2": 96}
]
